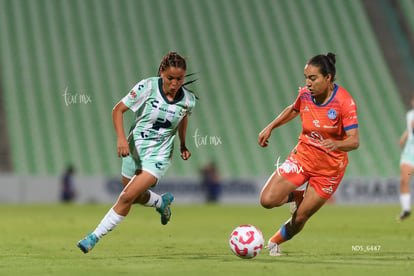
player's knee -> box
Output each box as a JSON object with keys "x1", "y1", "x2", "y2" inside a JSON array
[
  {"x1": 260, "y1": 198, "x2": 272, "y2": 209},
  {"x1": 260, "y1": 193, "x2": 271, "y2": 208},
  {"x1": 260, "y1": 194, "x2": 284, "y2": 209},
  {"x1": 118, "y1": 191, "x2": 136, "y2": 205}
]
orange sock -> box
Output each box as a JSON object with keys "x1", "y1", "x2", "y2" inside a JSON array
[
  {"x1": 269, "y1": 229, "x2": 288, "y2": 245},
  {"x1": 269, "y1": 224, "x2": 293, "y2": 245}
]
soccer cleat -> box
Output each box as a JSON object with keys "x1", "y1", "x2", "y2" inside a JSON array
[
  {"x1": 397, "y1": 211, "x2": 411, "y2": 221},
  {"x1": 265, "y1": 240, "x2": 282, "y2": 256},
  {"x1": 156, "y1": 192, "x2": 174, "y2": 225},
  {"x1": 77, "y1": 232, "x2": 99, "y2": 253}
]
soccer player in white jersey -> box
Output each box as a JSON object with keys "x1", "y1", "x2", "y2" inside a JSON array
[
  {"x1": 77, "y1": 52, "x2": 197, "y2": 253},
  {"x1": 398, "y1": 95, "x2": 414, "y2": 221}
]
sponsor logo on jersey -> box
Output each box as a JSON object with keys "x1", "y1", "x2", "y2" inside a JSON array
[
  {"x1": 130, "y1": 90, "x2": 138, "y2": 99},
  {"x1": 305, "y1": 131, "x2": 323, "y2": 144},
  {"x1": 327, "y1": 109, "x2": 337, "y2": 120},
  {"x1": 321, "y1": 186, "x2": 334, "y2": 194},
  {"x1": 152, "y1": 118, "x2": 172, "y2": 130},
  {"x1": 155, "y1": 162, "x2": 163, "y2": 169},
  {"x1": 151, "y1": 99, "x2": 160, "y2": 108},
  {"x1": 179, "y1": 105, "x2": 189, "y2": 117}
]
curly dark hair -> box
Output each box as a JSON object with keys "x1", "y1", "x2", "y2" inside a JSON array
[{"x1": 157, "y1": 52, "x2": 198, "y2": 99}]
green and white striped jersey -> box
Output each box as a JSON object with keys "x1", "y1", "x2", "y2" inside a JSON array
[
  {"x1": 122, "y1": 77, "x2": 196, "y2": 161},
  {"x1": 406, "y1": 110, "x2": 414, "y2": 144}
]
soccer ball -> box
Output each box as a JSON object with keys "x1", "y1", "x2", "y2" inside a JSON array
[{"x1": 229, "y1": 225, "x2": 264, "y2": 259}]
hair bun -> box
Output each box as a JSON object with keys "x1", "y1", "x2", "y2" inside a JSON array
[{"x1": 326, "y1": 52, "x2": 336, "y2": 65}]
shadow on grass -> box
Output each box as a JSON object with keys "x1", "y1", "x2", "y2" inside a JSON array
[{"x1": 107, "y1": 250, "x2": 413, "y2": 267}]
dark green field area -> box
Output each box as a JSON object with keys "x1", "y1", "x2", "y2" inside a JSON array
[{"x1": 0, "y1": 204, "x2": 412, "y2": 275}]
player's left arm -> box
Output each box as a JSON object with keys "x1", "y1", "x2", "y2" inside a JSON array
[
  {"x1": 178, "y1": 115, "x2": 191, "y2": 160},
  {"x1": 322, "y1": 96, "x2": 359, "y2": 153},
  {"x1": 321, "y1": 128, "x2": 359, "y2": 153}
]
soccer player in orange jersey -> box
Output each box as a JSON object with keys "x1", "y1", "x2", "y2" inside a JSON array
[{"x1": 258, "y1": 53, "x2": 359, "y2": 256}]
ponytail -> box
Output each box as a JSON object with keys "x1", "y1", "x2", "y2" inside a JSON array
[{"x1": 307, "y1": 52, "x2": 336, "y2": 82}]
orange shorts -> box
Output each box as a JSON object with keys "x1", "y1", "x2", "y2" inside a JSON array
[{"x1": 276, "y1": 155, "x2": 345, "y2": 199}]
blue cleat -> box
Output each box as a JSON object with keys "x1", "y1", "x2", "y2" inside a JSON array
[
  {"x1": 156, "y1": 193, "x2": 174, "y2": 225},
  {"x1": 77, "y1": 232, "x2": 99, "y2": 253}
]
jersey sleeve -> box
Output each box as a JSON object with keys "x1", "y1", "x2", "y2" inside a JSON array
[
  {"x1": 293, "y1": 87, "x2": 307, "y2": 111},
  {"x1": 181, "y1": 88, "x2": 196, "y2": 116},
  {"x1": 408, "y1": 110, "x2": 414, "y2": 124},
  {"x1": 187, "y1": 93, "x2": 196, "y2": 116},
  {"x1": 121, "y1": 79, "x2": 150, "y2": 112},
  {"x1": 342, "y1": 97, "x2": 358, "y2": 131}
]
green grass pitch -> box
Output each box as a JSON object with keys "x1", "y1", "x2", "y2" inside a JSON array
[{"x1": 0, "y1": 204, "x2": 412, "y2": 275}]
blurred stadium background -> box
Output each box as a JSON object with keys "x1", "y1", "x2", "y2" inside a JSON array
[{"x1": 0, "y1": 0, "x2": 413, "y2": 204}]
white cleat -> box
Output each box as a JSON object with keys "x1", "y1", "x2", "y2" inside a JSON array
[{"x1": 266, "y1": 240, "x2": 282, "y2": 256}]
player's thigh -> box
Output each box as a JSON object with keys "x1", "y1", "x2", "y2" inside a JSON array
[
  {"x1": 122, "y1": 176, "x2": 131, "y2": 188},
  {"x1": 260, "y1": 172, "x2": 298, "y2": 206},
  {"x1": 401, "y1": 163, "x2": 414, "y2": 179},
  {"x1": 400, "y1": 164, "x2": 414, "y2": 192},
  {"x1": 122, "y1": 171, "x2": 158, "y2": 200}
]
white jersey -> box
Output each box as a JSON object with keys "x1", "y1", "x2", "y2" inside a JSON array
[
  {"x1": 401, "y1": 109, "x2": 414, "y2": 166},
  {"x1": 406, "y1": 110, "x2": 414, "y2": 144},
  {"x1": 122, "y1": 77, "x2": 196, "y2": 161}
]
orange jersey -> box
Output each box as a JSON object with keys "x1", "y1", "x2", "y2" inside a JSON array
[{"x1": 292, "y1": 85, "x2": 358, "y2": 176}]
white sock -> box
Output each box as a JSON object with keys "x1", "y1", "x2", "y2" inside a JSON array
[
  {"x1": 400, "y1": 193, "x2": 411, "y2": 212},
  {"x1": 144, "y1": 190, "x2": 162, "y2": 208},
  {"x1": 92, "y1": 208, "x2": 126, "y2": 239}
]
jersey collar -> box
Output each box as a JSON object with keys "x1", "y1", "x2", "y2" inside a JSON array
[
  {"x1": 311, "y1": 84, "x2": 338, "y2": 107},
  {"x1": 158, "y1": 78, "x2": 184, "y2": 104}
]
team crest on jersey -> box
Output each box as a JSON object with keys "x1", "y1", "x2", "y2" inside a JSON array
[
  {"x1": 179, "y1": 105, "x2": 189, "y2": 117},
  {"x1": 129, "y1": 90, "x2": 138, "y2": 99},
  {"x1": 327, "y1": 109, "x2": 337, "y2": 120}
]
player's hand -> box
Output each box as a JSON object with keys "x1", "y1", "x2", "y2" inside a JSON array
[
  {"x1": 321, "y1": 139, "x2": 338, "y2": 153},
  {"x1": 180, "y1": 145, "x2": 191, "y2": 160},
  {"x1": 117, "y1": 138, "x2": 130, "y2": 157},
  {"x1": 258, "y1": 127, "x2": 272, "y2": 147}
]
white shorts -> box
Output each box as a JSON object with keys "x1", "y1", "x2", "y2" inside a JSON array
[
  {"x1": 400, "y1": 143, "x2": 414, "y2": 167},
  {"x1": 121, "y1": 154, "x2": 171, "y2": 180}
]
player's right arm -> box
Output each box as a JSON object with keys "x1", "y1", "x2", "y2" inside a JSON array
[
  {"x1": 112, "y1": 101, "x2": 130, "y2": 157},
  {"x1": 258, "y1": 104, "x2": 299, "y2": 147}
]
